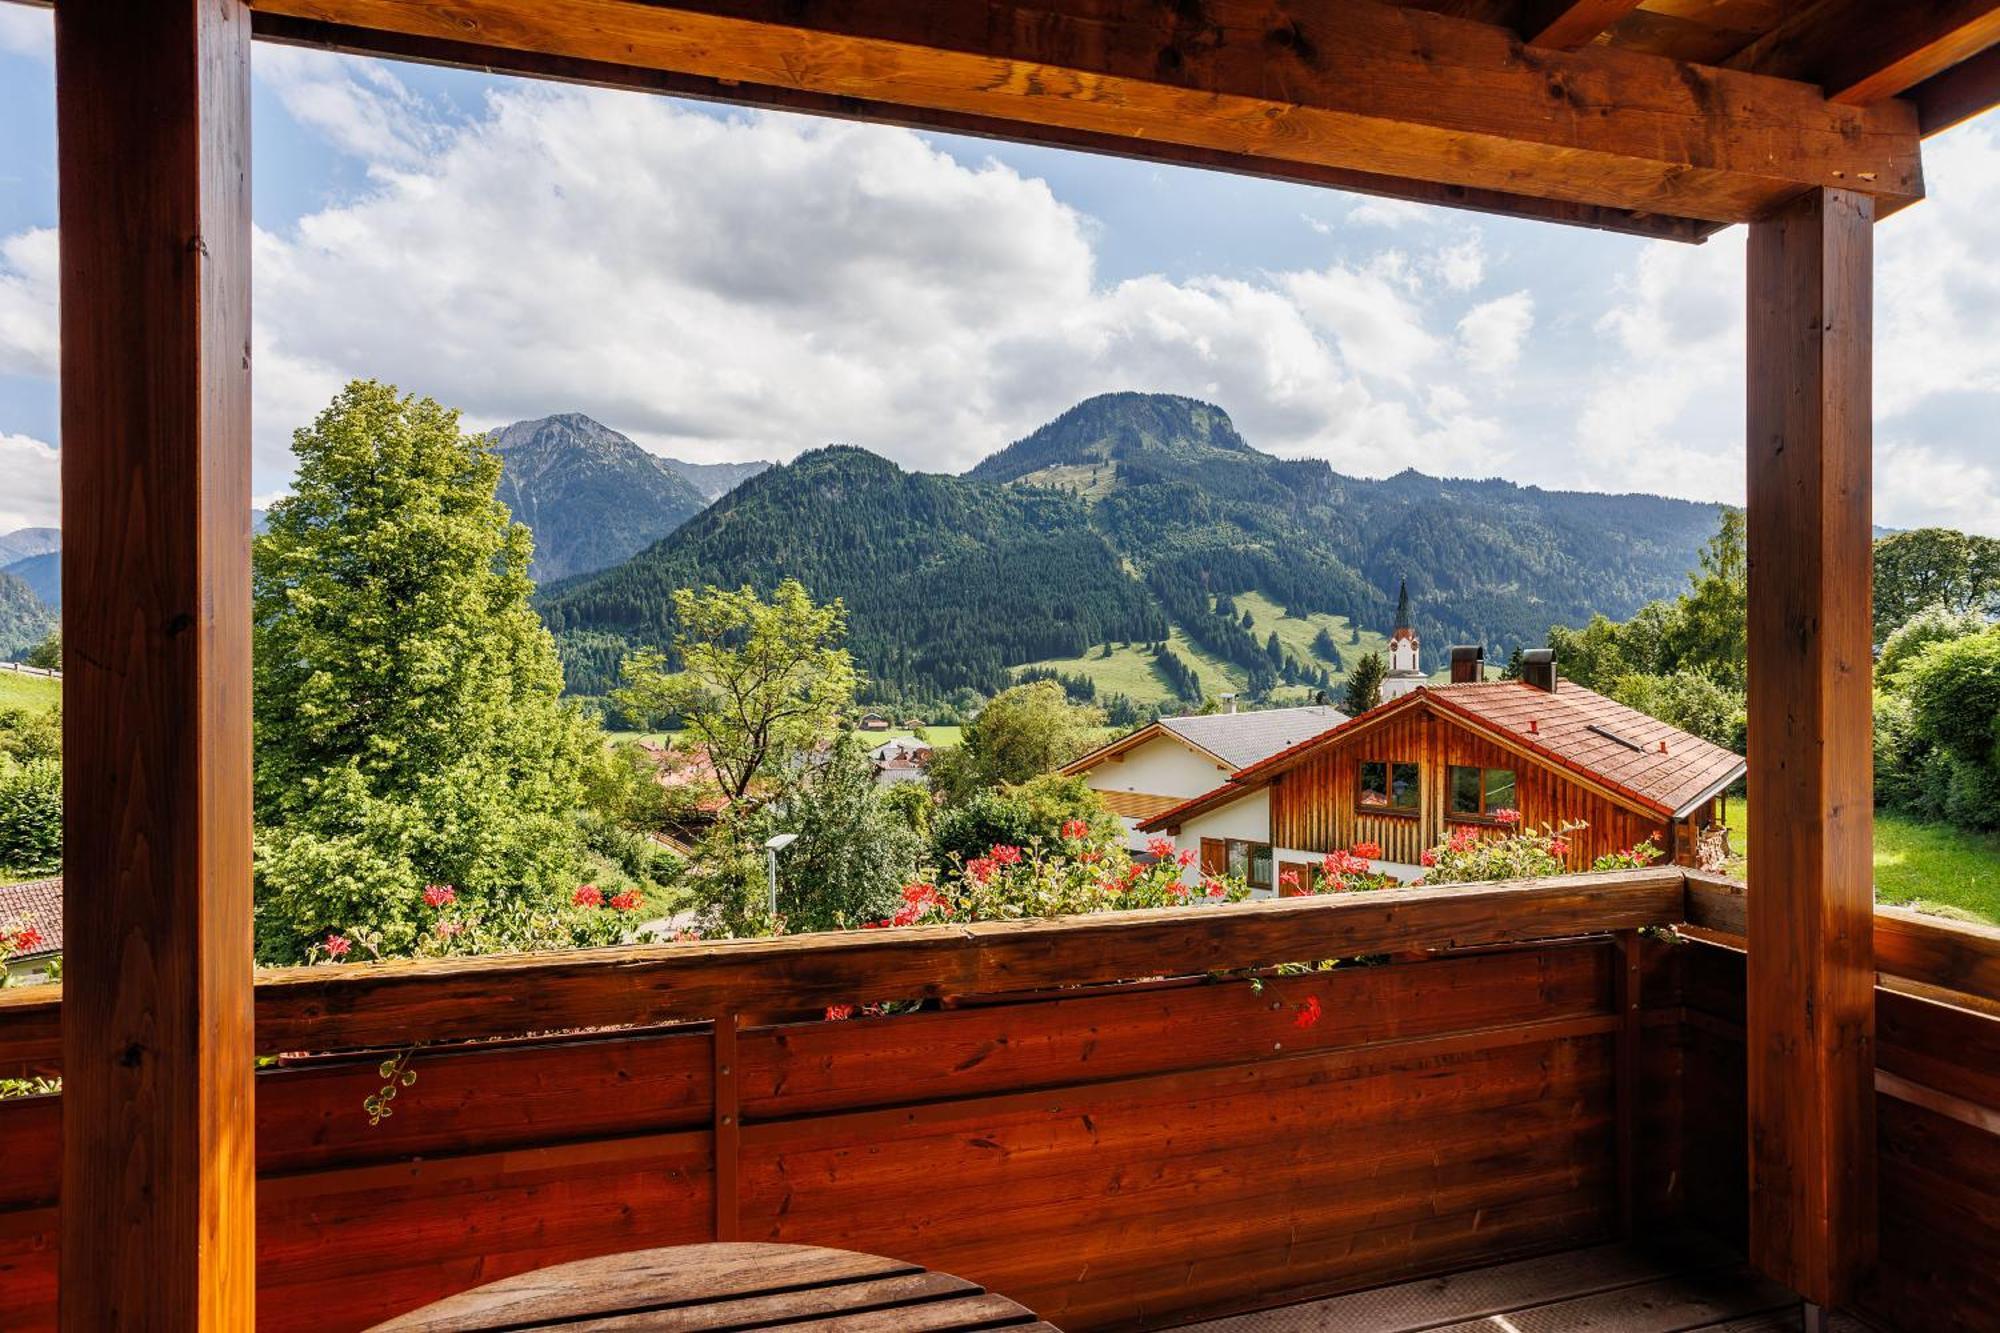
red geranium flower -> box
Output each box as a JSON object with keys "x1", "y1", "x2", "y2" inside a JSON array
[
  {"x1": 323, "y1": 933, "x2": 351, "y2": 960},
  {"x1": 572, "y1": 884, "x2": 603, "y2": 908},
  {"x1": 609, "y1": 889, "x2": 642, "y2": 912},
  {"x1": 824, "y1": 1004, "x2": 856, "y2": 1021},
  {"x1": 965, "y1": 856, "x2": 998, "y2": 883},
  {"x1": 1420, "y1": 848, "x2": 1438, "y2": 867},
  {"x1": 1494, "y1": 807, "x2": 1523, "y2": 825},
  {"x1": 1060, "y1": 818, "x2": 1089, "y2": 842},
  {"x1": 422, "y1": 883, "x2": 456, "y2": 908},
  {"x1": 989, "y1": 843, "x2": 1023, "y2": 865},
  {"x1": 9, "y1": 926, "x2": 41, "y2": 953},
  {"x1": 1146, "y1": 835, "x2": 1177, "y2": 861},
  {"x1": 1293, "y1": 996, "x2": 1323, "y2": 1029},
  {"x1": 435, "y1": 920, "x2": 464, "y2": 938},
  {"x1": 1176, "y1": 848, "x2": 1197, "y2": 868},
  {"x1": 1351, "y1": 840, "x2": 1381, "y2": 860},
  {"x1": 1549, "y1": 837, "x2": 1571, "y2": 858}
]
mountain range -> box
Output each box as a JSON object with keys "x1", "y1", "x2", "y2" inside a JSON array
[{"x1": 536, "y1": 392, "x2": 1727, "y2": 706}]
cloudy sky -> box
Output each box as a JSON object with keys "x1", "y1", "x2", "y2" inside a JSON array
[{"x1": 1, "y1": 6, "x2": 1996, "y2": 536}]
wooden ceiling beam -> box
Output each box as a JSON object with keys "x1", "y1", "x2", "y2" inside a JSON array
[
  {"x1": 252, "y1": 12, "x2": 1719, "y2": 242},
  {"x1": 242, "y1": 0, "x2": 1922, "y2": 227},
  {"x1": 1727, "y1": 0, "x2": 2000, "y2": 106},
  {"x1": 1911, "y1": 41, "x2": 2000, "y2": 132},
  {"x1": 1521, "y1": 0, "x2": 1646, "y2": 51}
]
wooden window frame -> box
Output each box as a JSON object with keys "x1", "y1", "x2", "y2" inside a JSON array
[
  {"x1": 1447, "y1": 765, "x2": 1518, "y2": 824},
  {"x1": 1358, "y1": 759, "x2": 1421, "y2": 818},
  {"x1": 1225, "y1": 838, "x2": 1274, "y2": 891}
]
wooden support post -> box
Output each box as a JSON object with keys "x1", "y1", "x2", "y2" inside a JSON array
[
  {"x1": 1613, "y1": 929, "x2": 1643, "y2": 1240},
  {"x1": 713, "y1": 1012, "x2": 741, "y2": 1241},
  {"x1": 55, "y1": 1, "x2": 255, "y2": 1327},
  {"x1": 1745, "y1": 186, "x2": 1877, "y2": 1308}
]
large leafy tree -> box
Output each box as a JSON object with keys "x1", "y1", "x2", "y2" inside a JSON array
[
  {"x1": 253, "y1": 381, "x2": 596, "y2": 961},
  {"x1": 614, "y1": 580, "x2": 855, "y2": 806},
  {"x1": 930, "y1": 679, "x2": 1104, "y2": 799},
  {"x1": 774, "y1": 733, "x2": 924, "y2": 932},
  {"x1": 1873, "y1": 527, "x2": 2000, "y2": 641}
]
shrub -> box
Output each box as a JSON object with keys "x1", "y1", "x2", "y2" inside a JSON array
[{"x1": 0, "y1": 758, "x2": 61, "y2": 876}]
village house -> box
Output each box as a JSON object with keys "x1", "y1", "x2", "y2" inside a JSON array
[
  {"x1": 1060, "y1": 702, "x2": 1345, "y2": 850},
  {"x1": 1141, "y1": 649, "x2": 1744, "y2": 893},
  {"x1": 855, "y1": 712, "x2": 893, "y2": 732}
]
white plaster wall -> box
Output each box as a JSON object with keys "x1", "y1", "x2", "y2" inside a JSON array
[
  {"x1": 1169, "y1": 789, "x2": 1271, "y2": 892},
  {"x1": 1085, "y1": 736, "x2": 1232, "y2": 801}
]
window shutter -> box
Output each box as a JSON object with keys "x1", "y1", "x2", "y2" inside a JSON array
[{"x1": 1200, "y1": 838, "x2": 1226, "y2": 875}]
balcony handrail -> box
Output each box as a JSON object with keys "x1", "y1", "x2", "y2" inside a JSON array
[
  {"x1": 1682, "y1": 869, "x2": 2000, "y2": 1009},
  {"x1": 0, "y1": 867, "x2": 1686, "y2": 1074}
]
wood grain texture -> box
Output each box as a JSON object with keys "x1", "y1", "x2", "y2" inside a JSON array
[
  {"x1": 1910, "y1": 41, "x2": 2000, "y2": 132},
  {"x1": 0, "y1": 945, "x2": 1646, "y2": 1331},
  {"x1": 239, "y1": 0, "x2": 1924, "y2": 224},
  {"x1": 1685, "y1": 870, "x2": 2000, "y2": 1007},
  {"x1": 1726, "y1": 0, "x2": 2000, "y2": 105},
  {"x1": 1521, "y1": 0, "x2": 1646, "y2": 50},
  {"x1": 53, "y1": 0, "x2": 257, "y2": 1327},
  {"x1": 0, "y1": 868, "x2": 1687, "y2": 1063},
  {"x1": 248, "y1": 10, "x2": 1717, "y2": 244},
  {"x1": 1744, "y1": 186, "x2": 1877, "y2": 1307}
]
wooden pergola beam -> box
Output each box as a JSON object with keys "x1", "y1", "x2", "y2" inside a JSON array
[
  {"x1": 1728, "y1": 0, "x2": 2000, "y2": 106},
  {"x1": 1745, "y1": 186, "x2": 1878, "y2": 1311},
  {"x1": 54, "y1": 0, "x2": 257, "y2": 1326},
  {"x1": 244, "y1": 0, "x2": 1923, "y2": 227},
  {"x1": 1520, "y1": 0, "x2": 1645, "y2": 51},
  {"x1": 252, "y1": 11, "x2": 1718, "y2": 243}
]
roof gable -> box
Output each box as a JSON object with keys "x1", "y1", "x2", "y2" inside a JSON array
[{"x1": 1141, "y1": 681, "x2": 1744, "y2": 831}]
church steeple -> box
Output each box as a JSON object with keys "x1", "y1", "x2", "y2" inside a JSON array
[{"x1": 1383, "y1": 577, "x2": 1425, "y2": 700}]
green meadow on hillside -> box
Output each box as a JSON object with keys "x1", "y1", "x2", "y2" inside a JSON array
[
  {"x1": 0, "y1": 670, "x2": 59, "y2": 715},
  {"x1": 1016, "y1": 592, "x2": 1391, "y2": 710}
]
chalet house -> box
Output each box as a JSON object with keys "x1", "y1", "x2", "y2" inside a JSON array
[
  {"x1": 1061, "y1": 704, "x2": 1344, "y2": 850},
  {"x1": 1141, "y1": 652, "x2": 1745, "y2": 894},
  {"x1": 0, "y1": 876, "x2": 62, "y2": 985},
  {"x1": 855, "y1": 712, "x2": 893, "y2": 732}
]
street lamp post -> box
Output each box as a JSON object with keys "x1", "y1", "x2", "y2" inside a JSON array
[{"x1": 763, "y1": 832, "x2": 799, "y2": 919}]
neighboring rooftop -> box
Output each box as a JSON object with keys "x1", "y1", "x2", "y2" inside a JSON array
[
  {"x1": 1145, "y1": 678, "x2": 1745, "y2": 831},
  {"x1": 1157, "y1": 705, "x2": 1348, "y2": 770},
  {"x1": 0, "y1": 876, "x2": 62, "y2": 961}
]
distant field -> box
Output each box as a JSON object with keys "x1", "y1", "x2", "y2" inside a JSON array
[
  {"x1": 0, "y1": 671, "x2": 59, "y2": 714},
  {"x1": 604, "y1": 724, "x2": 964, "y2": 749},
  {"x1": 1723, "y1": 800, "x2": 2000, "y2": 926},
  {"x1": 1016, "y1": 593, "x2": 1389, "y2": 710}
]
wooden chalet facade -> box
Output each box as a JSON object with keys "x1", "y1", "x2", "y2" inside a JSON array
[
  {"x1": 1144, "y1": 676, "x2": 1745, "y2": 887},
  {"x1": 7, "y1": 0, "x2": 2000, "y2": 1329}
]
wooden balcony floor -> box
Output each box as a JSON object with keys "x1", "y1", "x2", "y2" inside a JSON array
[{"x1": 1168, "y1": 1236, "x2": 1876, "y2": 1333}]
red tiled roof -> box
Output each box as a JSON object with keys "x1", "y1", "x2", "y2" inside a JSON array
[
  {"x1": 0, "y1": 876, "x2": 62, "y2": 960},
  {"x1": 1140, "y1": 680, "x2": 1744, "y2": 831},
  {"x1": 1424, "y1": 680, "x2": 1745, "y2": 819}
]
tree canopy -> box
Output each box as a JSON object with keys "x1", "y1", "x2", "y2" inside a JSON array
[
  {"x1": 614, "y1": 579, "x2": 856, "y2": 806},
  {"x1": 252, "y1": 381, "x2": 598, "y2": 961}
]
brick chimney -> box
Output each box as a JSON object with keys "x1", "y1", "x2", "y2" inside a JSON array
[
  {"x1": 1449, "y1": 645, "x2": 1485, "y2": 684},
  {"x1": 1520, "y1": 648, "x2": 1558, "y2": 694}
]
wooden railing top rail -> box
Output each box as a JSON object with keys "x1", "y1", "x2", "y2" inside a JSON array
[
  {"x1": 1684, "y1": 870, "x2": 2000, "y2": 1008},
  {"x1": 0, "y1": 868, "x2": 1684, "y2": 1073}
]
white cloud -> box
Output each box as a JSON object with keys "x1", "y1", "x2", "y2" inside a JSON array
[
  {"x1": 241, "y1": 62, "x2": 1513, "y2": 484},
  {"x1": 1876, "y1": 437, "x2": 2000, "y2": 535},
  {"x1": 0, "y1": 433, "x2": 58, "y2": 532},
  {"x1": 1428, "y1": 235, "x2": 1486, "y2": 293},
  {"x1": 0, "y1": 227, "x2": 58, "y2": 380},
  {"x1": 1345, "y1": 198, "x2": 1431, "y2": 229},
  {"x1": 254, "y1": 48, "x2": 444, "y2": 169},
  {"x1": 1457, "y1": 292, "x2": 1533, "y2": 375},
  {"x1": 0, "y1": 7, "x2": 51, "y2": 61}
]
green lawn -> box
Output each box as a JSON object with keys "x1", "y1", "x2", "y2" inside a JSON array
[
  {"x1": 0, "y1": 670, "x2": 59, "y2": 715},
  {"x1": 1721, "y1": 799, "x2": 2000, "y2": 925}
]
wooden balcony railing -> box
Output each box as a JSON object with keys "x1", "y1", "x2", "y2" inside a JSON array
[{"x1": 0, "y1": 867, "x2": 1992, "y2": 1331}]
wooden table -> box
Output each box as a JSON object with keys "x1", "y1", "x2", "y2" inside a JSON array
[{"x1": 369, "y1": 1241, "x2": 1062, "y2": 1331}]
